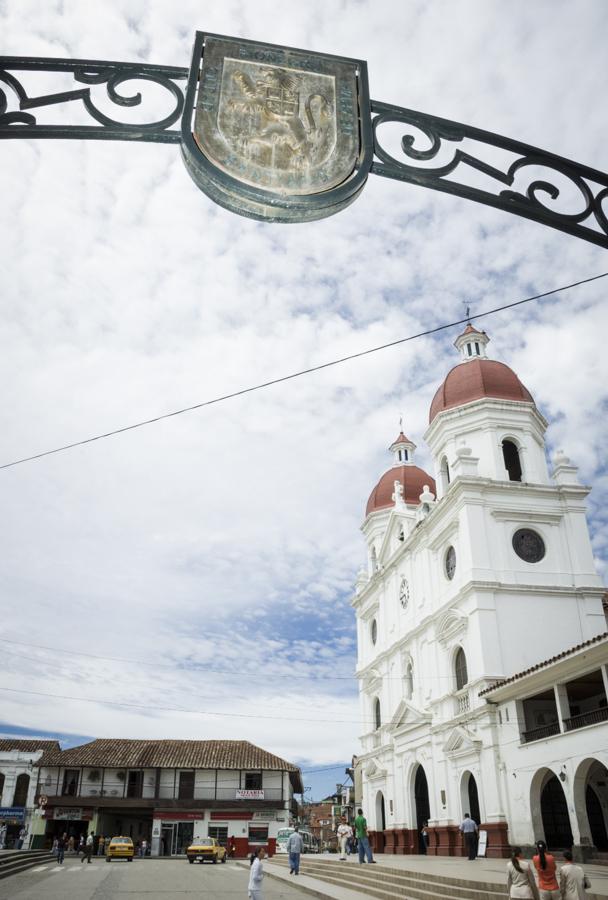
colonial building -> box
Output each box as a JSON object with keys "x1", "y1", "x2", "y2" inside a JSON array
[
  {"x1": 353, "y1": 325, "x2": 607, "y2": 860},
  {"x1": 0, "y1": 739, "x2": 60, "y2": 848},
  {"x1": 31, "y1": 738, "x2": 302, "y2": 857}
]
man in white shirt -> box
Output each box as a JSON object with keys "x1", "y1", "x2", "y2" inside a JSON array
[
  {"x1": 559, "y1": 850, "x2": 591, "y2": 899},
  {"x1": 336, "y1": 817, "x2": 352, "y2": 860}
]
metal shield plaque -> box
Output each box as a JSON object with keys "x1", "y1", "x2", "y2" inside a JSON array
[{"x1": 181, "y1": 33, "x2": 373, "y2": 222}]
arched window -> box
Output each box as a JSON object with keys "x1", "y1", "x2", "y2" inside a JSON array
[
  {"x1": 406, "y1": 662, "x2": 414, "y2": 699},
  {"x1": 397, "y1": 448, "x2": 409, "y2": 462},
  {"x1": 455, "y1": 648, "x2": 468, "y2": 691},
  {"x1": 370, "y1": 546, "x2": 378, "y2": 572},
  {"x1": 13, "y1": 773, "x2": 30, "y2": 807},
  {"x1": 371, "y1": 619, "x2": 378, "y2": 645},
  {"x1": 374, "y1": 698, "x2": 381, "y2": 730},
  {"x1": 502, "y1": 439, "x2": 522, "y2": 482}
]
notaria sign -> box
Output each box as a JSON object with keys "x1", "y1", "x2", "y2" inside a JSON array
[{"x1": 0, "y1": 31, "x2": 607, "y2": 243}]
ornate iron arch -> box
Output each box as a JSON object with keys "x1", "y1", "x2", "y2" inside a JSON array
[{"x1": 0, "y1": 34, "x2": 606, "y2": 244}]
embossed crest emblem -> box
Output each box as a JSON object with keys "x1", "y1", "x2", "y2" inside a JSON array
[{"x1": 181, "y1": 33, "x2": 373, "y2": 222}]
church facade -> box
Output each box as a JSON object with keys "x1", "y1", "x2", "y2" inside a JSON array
[{"x1": 353, "y1": 325, "x2": 608, "y2": 860}]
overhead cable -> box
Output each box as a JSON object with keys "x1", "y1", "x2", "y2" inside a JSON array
[{"x1": 2, "y1": 271, "x2": 606, "y2": 471}]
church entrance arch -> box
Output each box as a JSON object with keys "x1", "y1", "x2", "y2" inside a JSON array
[
  {"x1": 540, "y1": 774, "x2": 574, "y2": 849},
  {"x1": 573, "y1": 758, "x2": 608, "y2": 851},
  {"x1": 460, "y1": 771, "x2": 481, "y2": 826},
  {"x1": 414, "y1": 765, "x2": 430, "y2": 852},
  {"x1": 375, "y1": 790, "x2": 386, "y2": 832}
]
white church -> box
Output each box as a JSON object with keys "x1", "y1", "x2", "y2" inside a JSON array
[{"x1": 353, "y1": 324, "x2": 608, "y2": 860}]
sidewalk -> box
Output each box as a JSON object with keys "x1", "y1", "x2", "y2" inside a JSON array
[{"x1": 258, "y1": 852, "x2": 608, "y2": 900}]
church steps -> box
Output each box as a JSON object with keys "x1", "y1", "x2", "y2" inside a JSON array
[
  {"x1": 271, "y1": 857, "x2": 508, "y2": 900},
  {"x1": 0, "y1": 850, "x2": 57, "y2": 879}
]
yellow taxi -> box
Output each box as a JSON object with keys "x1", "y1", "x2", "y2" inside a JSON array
[
  {"x1": 106, "y1": 836, "x2": 135, "y2": 862},
  {"x1": 186, "y1": 836, "x2": 227, "y2": 864}
]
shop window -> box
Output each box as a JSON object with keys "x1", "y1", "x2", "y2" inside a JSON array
[
  {"x1": 455, "y1": 648, "x2": 468, "y2": 691},
  {"x1": 245, "y1": 772, "x2": 262, "y2": 790},
  {"x1": 126, "y1": 770, "x2": 143, "y2": 798},
  {"x1": 178, "y1": 771, "x2": 195, "y2": 799},
  {"x1": 62, "y1": 769, "x2": 79, "y2": 796},
  {"x1": 249, "y1": 824, "x2": 268, "y2": 844},
  {"x1": 502, "y1": 439, "x2": 522, "y2": 482},
  {"x1": 13, "y1": 773, "x2": 29, "y2": 807},
  {"x1": 208, "y1": 826, "x2": 228, "y2": 846}
]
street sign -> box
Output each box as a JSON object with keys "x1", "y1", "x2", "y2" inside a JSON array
[{"x1": 0, "y1": 807, "x2": 25, "y2": 822}]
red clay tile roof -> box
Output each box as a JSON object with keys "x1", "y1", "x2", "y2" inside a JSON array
[
  {"x1": 0, "y1": 739, "x2": 61, "y2": 753},
  {"x1": 36, "y1": 739, "x2": 300, "y2": 774},
  {"x1": 429, "y1": 359, "x2": 534, "y2": 423},
  {"x1": 458, "y1": 324, "x2": 486, "y2": 337},
  {"x1": 389, "y1": 432, "x2": 413, "y2": 447},
  {"x1": 479, "y1": 631, "x2": 608, "y2": 697}
]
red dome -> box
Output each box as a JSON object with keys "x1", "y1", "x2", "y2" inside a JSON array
[
  {"x1": 429, "y1": 359, "x2": 534, "y2": 424},
  {"x1": 366, "y1": 465, "x2": 436, "y2": 517}
]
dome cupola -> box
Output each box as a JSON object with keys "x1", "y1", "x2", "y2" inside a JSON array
[
  {"x1": 366, "y1": 429, "x2": 436, "y2": 517},
  {"x1": 429, "y1": 325, "x2": 534, "y2": 424}
]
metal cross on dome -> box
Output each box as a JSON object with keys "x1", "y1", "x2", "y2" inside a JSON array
[{"x1": 1, "y1": 31, "x2": 607, "y2": 247}]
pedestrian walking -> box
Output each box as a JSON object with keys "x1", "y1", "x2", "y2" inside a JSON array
[
  {"x1": 559, "y1": 850, "x2": 591, "y2": 900},
  {"x1": 67, "y1": 835, "x2": 75, "y2": 853},
  {"x1": 228, "y1": 835, "x2": 236, "y2": 858},
  {"x1": 17, "y1": 827, "x2": 27, "y2": 849},
  {"x1": 97, "y1": 835, "x2": 105, "y2": 856},
  {"x1": 248, "y1": 847, "x2": 265, "y2": 900},
  {"x1": 0, "y1": 824, "x2": 6, "y2": 850},
  {"x1": 81, "y1": 831, "x2": 94, "y2": 863},
  {"x1": 286, "y1": 826, "x2": 304, "y2": 875},
  {"x1": 532, "y1": 840, "x2": 559, "y2": 899},
  {"x1": 56, "y1": 834, "x2": 66, "y2": 865},
  {"x1": 353, "y1": 808, "x2": 376, "y2": 864},
  {"x1": 507, "y1": 847, "x2": 539, "y2": 899},
  {"x1": 337, "y1": 816, "x2": 352, "y2": 861},
  {"x1": 141, "y1": 838, "x2": 148, "y2": 857},
  {"x1": 420, "y1": 822, "x2": 429, "y2": 855},
  {"x1": 460, "y1": 813, "x2": 478, "y2": 860},
  {"x1": 51, "y1": 837, "x2": 58, "y2": 857}
]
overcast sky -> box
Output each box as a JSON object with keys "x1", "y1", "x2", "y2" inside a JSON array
[{"x1": 0, "y1": 0, "x2": 607, "y2": 801}]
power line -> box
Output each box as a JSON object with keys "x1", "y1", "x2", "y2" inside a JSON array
[
  {"x1": 0, "y1": 636, "x2": 533, "y2": 684},
  {"x1": 0, "y1": 636, "x2": 355, "y2": 682},
  {"x1": 0, "y1": 685, "x2": 366, "y2": 725},
  {"x1": 2, "y1": 271, "x2": 606, "y2": 471}
]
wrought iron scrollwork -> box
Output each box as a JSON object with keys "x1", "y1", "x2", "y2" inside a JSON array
[
  {"x1": 0, "y1": 57, "x2": 188, "y2": 143},
  {"x1": 371, "y1": 100, "x2": 608, "y2": 249}
]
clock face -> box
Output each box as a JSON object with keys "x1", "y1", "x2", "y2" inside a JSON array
[
  {"x1": 512, "y1": 528, "x2": 545, "y2": 563},
  {"x1": 399, "y1": 577, "x2": 409, "y2": 609},
  {"x1": 445, "y1": 545, "x2": 456, "y2": 580}
]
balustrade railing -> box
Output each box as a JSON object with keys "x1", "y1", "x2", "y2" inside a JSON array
[
  {"x1": 521, "y1": 722, "x2": 561, "y2": 743},
  {"x1": 563, "y1": 706, "x2": 608, "y2": 732}
]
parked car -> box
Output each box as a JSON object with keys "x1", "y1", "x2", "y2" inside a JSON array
[
  {"x1": 186, "y1": 837, "x2": 227, "y2": 864},
  {"x1": 106, "y1": 836, "x2": 134, "y2": 862}
]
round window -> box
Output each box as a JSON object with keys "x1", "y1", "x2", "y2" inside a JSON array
[
  {"x1": 371, "y1": 619, "x2": 378, "y2": 645},
  {"x1": 445, "y1": 545, "x2": 456, "y2": 580},
  {"x1": 512, "y1": 528, "x2": 545, "y2": 563}
]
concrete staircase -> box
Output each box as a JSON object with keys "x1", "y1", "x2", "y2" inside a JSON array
[
  {"x1": 271, "y1": 856, "x2": 509, "y2": 900},
  {"x1": 0, "y1": 850, "x2": 56, "y2": 879}
]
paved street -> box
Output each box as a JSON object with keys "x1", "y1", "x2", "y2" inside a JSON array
[{"x1": 0, "y1": 857, "x2": 311, "y2": 900}]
